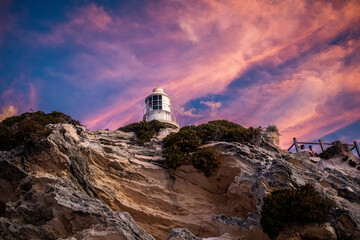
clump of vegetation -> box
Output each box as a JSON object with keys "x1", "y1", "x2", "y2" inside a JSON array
[
  {"x1": 163, "y1": 145, "x2": 188, "y2": 169},
  {"x1": 261, "y1": 184, "x2": 331, "y2": 239},
  {"x1": 342, "y1": 156, "x2": 349, "y2": 162},
  {"x1": 163, "y1": 120, "x2": 260, "y2": 177},
  {"x1": 191, "y1": 147, "x2": 222, "y2": 177},
  {"x1": 118, "y1": 120, "x2": 168, "y2": 145},
  {"x1": 266, "y1": 125, "x2": 279, "y2": 133},
  {"x1": 163, "y1": 125, "x2": 201, "y2": 170},
  {"x1": 0, "y1": 111, "x2": 81, "y2": 151},
  {"x1": 348, "y1": 159, "x2": 357, "y2": 168},
  {"x1": 196, "y1": 120, "x2": 261, "y2": 144},
  {"x1": 163, "y1": 126, "x2": 201, "y2": 153},
  {"x1": 318, "y1": 141, "x2": 349, "y2": 160}
]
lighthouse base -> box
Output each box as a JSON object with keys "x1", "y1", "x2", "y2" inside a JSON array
[
  {"x1": 143, "y1": 110, "x2": 180, "y2": 129},
  {"x1": 156, "y1": 120, "x2": 180, "y2": 129}
]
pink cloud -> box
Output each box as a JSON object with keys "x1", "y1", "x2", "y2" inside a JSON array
[
  {"x1": 0, "y1": 105, "x2": 18, "y2": 122},
  {"x1": 196, "y1": 39, "x2": 360, "y2": 148},
  {"x1": 34, "y1": 1, "x2": 360, "y2": 148}
]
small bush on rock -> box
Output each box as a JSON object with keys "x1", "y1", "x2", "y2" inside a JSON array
[
  {"x1": 163, "y1": 145, "x2": 188, "y2": 169},
  {"x1": 318, "y1": 141, "x2": 349, "y2": 160},
  {"x1": 0, "y1": 111, "x2": 81, "y2": 151},
  {"x1": 163, "y1": 126, "x2": 201, "y2": 169},
  {"x1": 196, "y1": 120, "x2": 261, "y2": 144},
  {"x1": 261, "y1": 184, "x2": 331, "y2": 239},
  {"x1": 163, "y1": 126, "x2": 201, "y2": 153},
  {"x1": 191, "y1": 147, "x2": 222, "y2": 177},
  {"x1": 163, "y1": 120, "x2": 259, "y2": 176},
  {"x1": 118, "y1": 120, "x2": 168, "y2": 145},
  {"x1": 266, "y1": 125, "x2": 279, "y2": 133}
]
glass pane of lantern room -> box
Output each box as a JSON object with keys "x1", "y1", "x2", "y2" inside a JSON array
[{"x1": 153, "y1": 95, "x2": 158, "y2": 100}]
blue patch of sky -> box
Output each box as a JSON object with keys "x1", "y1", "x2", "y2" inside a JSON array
[
  {"x1": 0, "y1": 38, "x2": 27, "y2": 88},
  {"x1": 320, "y1": 120, "x2": 360, "y2": 144},
  {"x1": 182, "y1": 94, "x2": 231, "y2": 114},
  {"x1": 8, "y1": 0, "x2": 142, "y2": 33},
  {"x1": 92, "y1": 0, "x2": 145, "y2": 13},
  {"x1": 9, "y1": 0, "x2": 74, "y2": 32},
  {"x1": 228, "y1": 64, "x2": 275, "y2": 89},
  {"x1": 39, "y1": 83, "x2": 121, "y2": 122}
]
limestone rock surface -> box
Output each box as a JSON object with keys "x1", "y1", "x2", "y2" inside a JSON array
[{"x1": 0, "y1": 123, "x2": 359, "y2": 240}]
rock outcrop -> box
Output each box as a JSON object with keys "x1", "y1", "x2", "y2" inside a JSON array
[{"x1": 0, "y1": 123, "x2": 359, "y2": 239}]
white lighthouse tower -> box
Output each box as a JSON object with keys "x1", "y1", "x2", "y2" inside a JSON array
[{"x1": 143, "y1": 87, "x2": 179, "y2": 128}]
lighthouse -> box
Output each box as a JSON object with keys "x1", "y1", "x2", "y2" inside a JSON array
[{"x1": 143, "y1": 88, "x2": 179, "y2": 128}]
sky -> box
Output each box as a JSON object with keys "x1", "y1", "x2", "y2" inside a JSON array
[{"x1": 0, "y1": 0, "x2": 359, "y2": 149}]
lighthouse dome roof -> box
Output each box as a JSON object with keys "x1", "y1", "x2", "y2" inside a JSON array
[
  {"x1": 152, "y1": 87, "x2": 165, "y2": 93},
  {"x1": 145, "y1": 87, "x2": 170, "y2": 103}
]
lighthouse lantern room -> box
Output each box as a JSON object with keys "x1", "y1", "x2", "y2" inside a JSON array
[{"x1": 143, "y1": 88, "x2": 179, "y2": 128}]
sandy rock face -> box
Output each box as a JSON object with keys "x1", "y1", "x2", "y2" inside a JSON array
[
  {"x1": 0, "y1": 123, "x2": 359, "y2": 240},
  {"x1": 0, "y1": 124, "x2": 154, "y2": 240}
]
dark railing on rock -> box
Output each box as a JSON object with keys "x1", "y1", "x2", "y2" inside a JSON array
[{"x1": 288, "y1": 138, "x2": 360, "y2": 157}]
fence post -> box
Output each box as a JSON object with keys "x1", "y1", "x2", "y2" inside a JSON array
[
  {"x1": 354, "y1": 141, "x2": 360, "y2": 157},
  {"x1": 294, "y1": 138, "x2": 299, "y2": 153},
  {"x1": 319, "y1": 139, "x2": 325, "y2": 152},
  {"x1": 287, "y1": 143, "x2": 295, "y2": 151}
]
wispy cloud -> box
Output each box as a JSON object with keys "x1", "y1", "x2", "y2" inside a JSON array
[{"x1": 1, "y1": 0, "x2": 359, "y2": 148}]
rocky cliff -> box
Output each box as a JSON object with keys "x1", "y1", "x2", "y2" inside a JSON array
[{"x1": 0, "y1": 122, "x2": 359, "y2": 240}]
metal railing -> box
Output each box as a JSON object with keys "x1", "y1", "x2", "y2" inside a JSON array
[{"x1": 288, "y1": 138, "x2": 360, "y2": 157}]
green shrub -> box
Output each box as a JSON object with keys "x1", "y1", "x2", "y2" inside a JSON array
[
  {"x1": 318, "y1": 141, "x2": 349, "y2": 160},
  {"x1": 196, "y1": 120, "x2": 261, "y2": 144},
  {"x1": 163, "y1": 120, "x2": 259, "y2": 176},
  {"x1": 261, "y1": 184, "x2": 331, "y2": 239},
  {"x1": 118, "y1": 120, "x2": 168, "y2": 145},
  {"x1": 163, "y1": 145, "x2": 188, "y2": 169},
  {"x1": 162, "y1": 126, "x2": 201, "y2": 170},
  {"x1": 163, "y1": 125, "x2": 201, "y2": 153},
  {"x1": 0, "y1": 111, "x2": 81, "y2": 151},
  {"x1": 191, "y1": 147, "x2": 222, "y2": 177}
]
